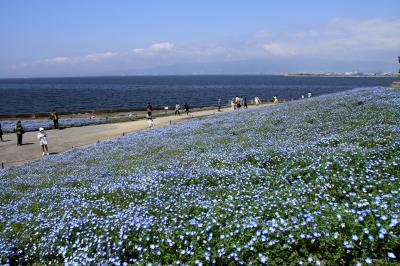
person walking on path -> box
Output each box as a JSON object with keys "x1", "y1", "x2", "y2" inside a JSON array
[
  {"x1": 147, "y1": 115, "x2": 154, "y2": 128},
  {"x1": 184, "y1": 103, "x2": 190, "y2": 115},
  {"x1": 51, "y1": 109, "x2": 59, "y2": 129},
  {"x1": 244, "y1": 97, "x2": 248, "y2": 109},
  {"x1": 175, "y1": 104, "x2": 181, "y2": 116},
  {"x1": 240, "y1": 96, "x2": 244, "y2": 108},
  {"x1": 146, "y1": 102, "x2": 153, "y2": 119},
  {"x1": 0, "y1": 123, "x2": 3, "y2": 142},
  {"x1": 218, "y1": 98, "x2": 222, "y2": 112},
  {"x1": 231, "y1": 98, "x2": 236, "y2": 110},
  {"x1": 14, "y1": 121, "x2": 24, "y2": 146},
  {"x1": 37, "y1": 127, "x2": 49, "y2": 156},
  {"x1": 236, "y1": 96, "x2": 241, "y2": 110}
]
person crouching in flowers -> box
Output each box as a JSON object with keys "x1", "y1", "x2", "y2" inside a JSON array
[{"x1": 37, "y1": 127, "x2": 49, "y2": 156}]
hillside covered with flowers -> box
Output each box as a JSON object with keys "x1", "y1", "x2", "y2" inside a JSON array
[{"x1": 1, "y1": 87, "x2": 399, "y2": 265}]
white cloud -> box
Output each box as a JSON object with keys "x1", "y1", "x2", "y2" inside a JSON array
[
  {"x1": 132, "y1": 48, "x2": 145, "y2": 54},
  {"x1": 262, "y1": 18, "x2": 400, "y2": 59},
  {"x1": 84, "y1": 52, "x2": 118, "y2": 62},
  {"x1": 263, "y1": 42, "x2": 298, "y2": 56},
  {"x1": 150, "y1": 42, "x2": 174, "y2": 51},
  {"x1": 326, "y1": 18, "x2": 400, "y2": 51},
  {"x1": 10, "y1": 18, "x2": 399, "y2": 74},
  {"x1": 175, "y1": 45, "x2": 227, "y2": 57},
  {"x1": 133, "y1": 42, "x2": 174, "y2": 55},
  {"x1": 38, "y1": 57, "x2": 76, "y2": 65},
  {"x1": 11, "y1": 63, "x2": 29, "y2": 70},
  {"x1": 11, "y1": 52, "x2": 118, "y2": 69}
]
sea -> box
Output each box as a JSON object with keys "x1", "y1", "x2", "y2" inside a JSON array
[{"x1": 0, "y1": 75, "x2": 397, "y2": 115}]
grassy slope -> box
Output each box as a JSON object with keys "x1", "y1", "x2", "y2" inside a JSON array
[{"x1": 0, "y1": 87, "x2": 400, "y2": 265}]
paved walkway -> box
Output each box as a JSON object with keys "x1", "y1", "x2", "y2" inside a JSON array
[{"x1": 0, "y1": 105, "x2": 264, "y2": 167}]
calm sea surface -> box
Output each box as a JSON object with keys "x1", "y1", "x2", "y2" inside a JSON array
[{"x1": 0, "y1": 75, "x2": 396, "y2": 114}]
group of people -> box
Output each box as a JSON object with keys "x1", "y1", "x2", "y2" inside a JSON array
[
  {"x1": 301, "y1": 91, "x2": 312, "y2": 99},
  {"x1": 231, "y1": 96, "x2": 248, "y2": 110},
  {"x1": 0, "y1": 120, "x2": 49, "y2": 156},
  {"x1": 174, "y1": 103, "x2": 190, "y2": 116},
  {"x1": 0, "y1": 109, "x2": 59, "y2": 156},
  {"x1": 146, "y1": 102, "x2": 191, "y2": 127},
  {"x1": 2, "y1": 94, "x2": 312, "y2": 158}
]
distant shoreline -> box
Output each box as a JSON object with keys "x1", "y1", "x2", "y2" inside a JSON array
[
  {"x1": 0, "y1": 104, "x2": 227, "y2": 120},
  {"x1": 0, "y1": 73, "x2": 398, "y2": 80},
  {"x1": 286, "y1": 74, "x2": 398, "y2": 78}
]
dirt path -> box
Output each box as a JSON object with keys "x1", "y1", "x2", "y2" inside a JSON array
[{"x1": 0, "y1": 105, "x2": 265, "y2": 167}]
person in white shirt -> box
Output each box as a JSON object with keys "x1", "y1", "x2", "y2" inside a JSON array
[
  {"x1": 147, "y1": 114, "x2": 154, "y2": 128},
  {"x1": 174, "y1": 104, "x2": 181, "y2": 116},
  {"x1": 231, "y1": 98, "x2": 236, "y2": 110},
  {"x1": 37, "y1": 127, "x2": 49, "y2": 156}
]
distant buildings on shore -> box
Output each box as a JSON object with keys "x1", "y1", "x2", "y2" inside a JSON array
[{"x1": 286, "y1": 71, "x2": 397, "y2": 77}]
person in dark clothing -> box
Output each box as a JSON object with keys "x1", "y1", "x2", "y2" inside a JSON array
[
  {"x1": 146, "y1": 102, "x2": 153, "y2": 118},
  {"x1": 244, "y1": 97, "x2": 248, "y2": 109},
  {"x1": 218, "y1": 98, "x2": 222, "y2": 111},
  {"x1": 0, "y1": 123, "x2": 3, "y2": 142},
  {"x1": 51, "y1": 109, "x2": 59, "y2": 129},
  {"x1": 184, "y1": 103, "x2": 190, "y2": 115},
  {"x1": 14, "y1": 121, "x2": 24, "y2": 146}
]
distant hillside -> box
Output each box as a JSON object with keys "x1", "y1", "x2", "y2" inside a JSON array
[{"x1": 116, "y1": 58, "x2": 396, "y2": 76}]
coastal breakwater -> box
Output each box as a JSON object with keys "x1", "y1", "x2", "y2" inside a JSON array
[{"x1": 0, "y1": 105, "x2": 223, "y2": 119}]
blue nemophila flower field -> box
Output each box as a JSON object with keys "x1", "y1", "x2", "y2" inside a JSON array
[
  {"x1": 1, "y1": 87, "x2": 399, "y2": 265},
  {"x1": 0, "y1": 117, "x2": 107, "y2": 133}
]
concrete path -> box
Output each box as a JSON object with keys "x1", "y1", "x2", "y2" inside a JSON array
[{"x1": 0, "y1": 105, "x2": 264, "y2": 167}]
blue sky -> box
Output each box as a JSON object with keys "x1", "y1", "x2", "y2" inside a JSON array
[{"x1": 1, "y1": 1, "x2": 399, "y2": 77}]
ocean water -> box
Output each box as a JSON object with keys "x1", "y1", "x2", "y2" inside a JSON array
[{"x1": 0, "y1": 75, "x2": 396, "y2": 115}]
